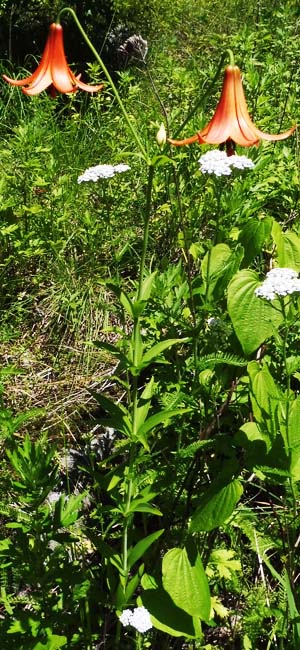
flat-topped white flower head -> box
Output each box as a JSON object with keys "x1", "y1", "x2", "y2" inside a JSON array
[
  {"x1": 119, "y1": 606, "x2": 152, "y2": 633},
  {"x1": 255, "y1": 267, "x2": 300, "y2": 301},
  {"x1": 198, "y1": 150, "x2": 254, "y2": 177},
  {"x1": 77, "y1": 163, "x2": 131, "y2": 183}
]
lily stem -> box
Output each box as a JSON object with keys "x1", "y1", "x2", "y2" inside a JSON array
[{"x1": 58, "y1": 7, "x2": 148, "y2": 162}]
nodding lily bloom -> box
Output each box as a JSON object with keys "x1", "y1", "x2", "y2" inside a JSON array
[
  {"x1": 3, "y1": 23, "x2": 104, "y2": 96},
  {"x1": 168, "y1": 65, "x2": 295, "y2": 148}
]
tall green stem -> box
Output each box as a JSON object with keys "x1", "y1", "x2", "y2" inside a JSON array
[
  {"x1": 204, "y1": 177, "x2": 223, "y2": 309},
  {"x1": 138, "y1": 164, "x2": 155, "y2": 299},
  {"x1": 58, "y1": 7, "x2": 148, "y2": 162},
  {"x1": 280, "y1": 298, "x2": 297, "y2": 588}
]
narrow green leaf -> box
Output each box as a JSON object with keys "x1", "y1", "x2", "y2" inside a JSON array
[
  {"x1": 128, "y1": 501, "x2": 162, "y2": 516},
  {"x1": 139, "y1": 271, "x2": 157, "y2": 301},
  {"x1": 135, "y1": 377, "x2": 154, "y2": 432},
  {"x1": 119, "y1": 291, "x2": 134, "y2": 317},
  {"x1": 136, "y1": 408, "x2": 190, "y2": 441},
  {"x1": 128, "y1": 529, "x2": 164, "y2": 570},
  {"x1": 142, "y1": 338, "x2": 187, "y2": 367}
]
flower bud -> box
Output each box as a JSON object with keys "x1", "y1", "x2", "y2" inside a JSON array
[{"x1": 156, "y1": 122, "x2": 167, "y2": 147}]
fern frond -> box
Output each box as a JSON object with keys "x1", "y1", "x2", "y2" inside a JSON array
[
  {"x1": 198, "y1": 352, "x2": 246, "y2": 371},
  {"x1": 178, "y1": 439, "x2": 214, "y2": 458}
]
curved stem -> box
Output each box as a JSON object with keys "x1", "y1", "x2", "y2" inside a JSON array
[
  {"x1": 58, "y1": 7, "x2": 148, "y2": 162},
  {"x1": 226, "y1": 49, "x2": 235, "y2": 66}
]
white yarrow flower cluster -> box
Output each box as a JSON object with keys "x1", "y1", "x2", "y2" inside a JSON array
[
  {"x1": 198, "y1": 150, "x2": 254, "y2": 177},
  {"x1": 255, "y1": 267, "x2": 300, "y2": 301},
  {"x1": 77, "y1": 163, "x2": 131, "y2": 183},
  {"x1": 119, "y1": 606, "x2": 152, "y2": 633}
]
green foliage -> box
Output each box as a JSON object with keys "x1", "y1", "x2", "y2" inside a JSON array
[{"x1": 1, "y1": 0, "x2": 300, "y2": 649}]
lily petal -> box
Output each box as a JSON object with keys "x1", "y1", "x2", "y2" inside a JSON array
[
  {"x1": 3, "y1": 22, "x2": 104, "y2": 97},
  {"x1": 50, "y1": 24, "x2": 78, "y2": 93},
  {"x1": 168, "y1": 64, "x2": 295, "y2": 148},
  {"x1": 3, "y1": 25, "x2": 54, "y2": 90}
]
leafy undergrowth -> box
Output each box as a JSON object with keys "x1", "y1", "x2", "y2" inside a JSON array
[{"x1": 0, "y1": 1, "x2": 300, "y2": 649}]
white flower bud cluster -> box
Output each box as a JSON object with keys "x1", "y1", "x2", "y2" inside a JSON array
[
  {"x1": 198, "y1": 150, "x2": 254, "y2": 176},
  {"x1": 77, "y1": 163, "x2": 130, "y2": 183},
  {"x1": 119, "y1": 606, "x2": 152, "y2": 633},
  {"x1": 255, "y1": 267, "x2": 300, "y2": 301}
]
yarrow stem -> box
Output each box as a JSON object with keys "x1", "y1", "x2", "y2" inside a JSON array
[{"x1": 58, "y1": 7, "x2": 148, "y2": 162}]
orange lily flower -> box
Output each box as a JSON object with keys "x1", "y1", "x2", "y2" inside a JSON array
[
  {"x1": 3, "y1": 23, "x2": 104, "y2": 96},
  {"x1": 168, "y1": 65, "x2": 295, "y2": 147}
]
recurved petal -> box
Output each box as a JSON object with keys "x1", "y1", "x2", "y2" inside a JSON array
[
  {"x1": 233, "y1": 66, "x2": 295, "y2": 143},
  {"x1": 3, "y1": 23, "x2": 54, "y2": 90},
  {"x1": 22, "y1": 75, "x2": 53, "y2": 95},
  {"x1": 3, "y1": 72, "x2": 36, "y2": 86},
  {"x1": 74, "y1": 78, "x2": 104, "y2": 93},
  {"x1": 250, "y1": 123, "x2": 296, "y2": 142},
  {"x1": 167, "y1": 134, "x2": 199, "y2": 146}
]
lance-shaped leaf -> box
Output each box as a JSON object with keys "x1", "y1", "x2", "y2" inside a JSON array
[{"x1": 127, "y1": 529, "x2": 164, "y2": 570}]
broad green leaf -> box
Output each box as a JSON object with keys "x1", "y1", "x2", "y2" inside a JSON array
[
  {"x1": 238, "y1": 217, "x2": 273, "y2": 266},
  {"x1": 128, "y1": 529, "x2": 164, "y2": 570},
  {"x1": 190, "y1": 479, "x2": 243, "y2": 532},
  {"x1": 210, "y1": 595, "x2": 229, "y2": 619},
  {"x1": 287, "y1": 396, "x2": 300, "y2": 481},
  {"x1": 202, "y1": 243, "x2": 243, "y2": 301},
  {"x1": 234, "y1": 421, "x2": 271, "y2": 469},
  {"x1": 287, "y1": 396, "x2": 300, "y2": 450},
  {"x1": 286, "y1": 356, "x2": 300, "y2": 376},
  {"x1": 227, "y1": 270, "x2": 283, "y2": 355},
  {"x1": 247, "y1": 361, "x2": 285, "y2": 442},
  {"x1": 141, "y1": 573, "x2": 158, "y2": 590},
  {"x1": 276, "y1": 231, "x2": 300, "y2": 272},
  {"x1": 206, "y1": 549, "x2": 241, "y2": 580},
  {"x1": 162, "y1": 543, "x2": 210, "y2": 620},
  {"x1": 139, "y1": 588, "x2": 202, "y2": 638},
  {"x1": 33, "y1": 635, "x2": 67, "y2": 650}
]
